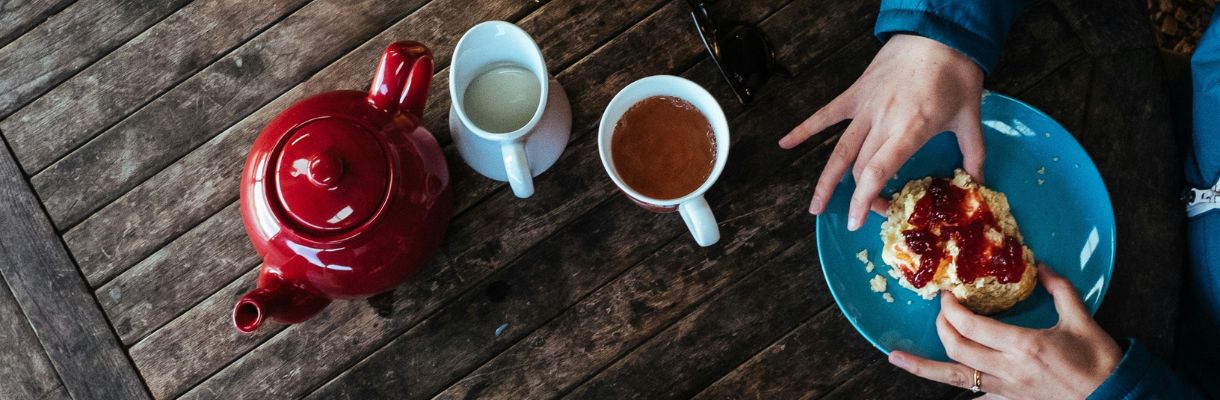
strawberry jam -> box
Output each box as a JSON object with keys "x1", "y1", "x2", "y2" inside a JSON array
[{"x1": 901, "y1": 179, "x2": 1026, "y2": 288}]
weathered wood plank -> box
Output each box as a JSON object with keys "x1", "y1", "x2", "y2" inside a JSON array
[
  {"x1": 98, "y1": 0, "x2": 660, "y2": 370},
  {"x1": 30, "y1": 0, "x2": 439, "y2": 232},
  {"x1": 561, "y1": 239, "x2": 831, "y2": 399},
  {"x1": 692, "y1": 310, "x2": 877, "y2": 400},
  {"x1": 63, "y1": 0, "x2": 636, "y2": 289},
  {"x1": 0, "y1": 0, "x2": 75, "y2": 48},
  {"x1": 0, "y1": 0, "x2": 193, "y2": 119},
  {"x1": 820, "y1": 359, "x2": 962, "y2": 400},
  {"x1": 0, "y1": 275, "x2": 68, "y2": 400},
  {"x1": 169, "y1": 1, "x2": 780, "y2": 397},
  {"x1": 92, "y1": 0, "x2": 644, "y2": 352},
  {"x1": 98, "y1": 202, "x2": 258, "y2": 345},
  {"x1": 985, "y1": 1, "x2": 1085, "y2": 95},
  {"x1": 1080, "y1": 49, "x2": 1183, "y2": 357},
  {"x1": 0, "y1": 138, "x2": 148, "y2": 398},
  {"x1": 1051, "y1": 0, "x2": 1157, "y2": 56},
  {"x1": 123, "y1": 0, "x2": 681, "y2": 395},
  {"x1": 2, "y1": 0, "x2": 312, "y2": 173},
  {"x1": 128, "y1": 267, "x2": 283, "y2": 399},
  {"x1": 304, "y1": 194, "x2": 681, "y2": 400}
]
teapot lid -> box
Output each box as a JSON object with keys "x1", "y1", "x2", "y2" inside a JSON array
[{"x1": 273, "y1": 118, "x2": 389, "y2": 234}]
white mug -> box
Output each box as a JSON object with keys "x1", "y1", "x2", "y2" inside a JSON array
[
  {"x1": 450, "y1": 21, "x2": 550, "y2": 198},
  {"x1": 598, "y1": 75, "x2": 730, "y2": 247}
]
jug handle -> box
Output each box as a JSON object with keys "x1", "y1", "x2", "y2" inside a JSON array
[{"x1": 368, "y1": 41, "x2": 433, "y2": 116}]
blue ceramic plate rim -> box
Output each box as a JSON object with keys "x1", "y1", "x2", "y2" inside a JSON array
[{"x1": 815, "y1": 91, "x2": 1117, "y2": 360}]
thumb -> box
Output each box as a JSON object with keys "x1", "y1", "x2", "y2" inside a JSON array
[{"x1": 1037, "y1": 263, "x2": 1090, "y2": 324}]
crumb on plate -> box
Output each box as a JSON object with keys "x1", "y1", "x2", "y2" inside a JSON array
[
  {"x1": 870, "y1": 274, "x2": 887, "y2": 293},
  {"x1": 883, "y1": 293, "x2": 895, "y2": 303}
]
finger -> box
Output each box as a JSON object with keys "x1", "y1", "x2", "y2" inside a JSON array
[
  {"x1": 808, "y1": 117, "x2": 869, "y2": 215},
  {"x1": 853, "y1": 125, "x2": 886, "y2": 180},
  {"x1": 870, "y1": 196, "x2": 889, "y2": 216},
  {"x1": 954, "y1": 109, "x2": 986, "y2": 183},
  {"x1": 780, "y1": 92, "x2": 853, "y2": 149},
  {"x1": 937, "y1": 312, "x2": 1003, "y2": 369},
  {"x1": 940, "y1": 293, "x2": 1035, "y2": 351},
  {"x1": 1038, "y1": 263, "x2": 1090, "y2": 322},
  {"x1": 889, "y1": 351, "x2": 1002, "y2": 393},
  {"x1": 846, "y1": 132, "x2": 923, "y2": 231}
]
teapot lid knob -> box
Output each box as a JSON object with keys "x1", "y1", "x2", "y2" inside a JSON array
[{"x1": 307, "y1": 151, "x2": 344, "y2": 188}]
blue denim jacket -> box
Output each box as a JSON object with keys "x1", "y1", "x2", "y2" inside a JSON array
[{"x1": 875, "y1": 1, "x2": 1219, "y2": 398}]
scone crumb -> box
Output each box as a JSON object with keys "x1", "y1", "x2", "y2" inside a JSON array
[
  {"x1": 1037, "y1": 178, "x2": 1045, "y2": 185},
  {"x1": 870, "y1": 275, "x2": 887, "y2": 293},
  {"x1": 906, "y1": 300, "x2": 912, "y2": 305},
  {"x1": 883, "y1": 293, "x2": 895, "y2": 303},
  {"x1": 856, "y1": 249, "x2": 869, "y2": 264},
  {"x1": 865, "y1": 261, "x2": 875, "y2": 273},
  {"x1": 1037, "y1": 167, "x2": 1046, "y2": 175},
  {"x1": 1053, "y1": 156, "x2": 1060, "y2": 162}
]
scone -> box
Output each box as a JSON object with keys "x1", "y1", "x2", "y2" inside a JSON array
[{"x1": 879, "y1": 169, "x2": 1037, "y2": 315}]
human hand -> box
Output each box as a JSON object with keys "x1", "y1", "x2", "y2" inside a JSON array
[
  {"x1": 779, "y1": 34, "x2": 986, "y2": 231},
  {"x1": 888, "y1": 264, "x2": 1122, "y2": 399}
]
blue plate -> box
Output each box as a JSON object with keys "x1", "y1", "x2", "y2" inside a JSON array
[{"x1": 816, "y1": 92, "x2": 1116, "y2": 361}]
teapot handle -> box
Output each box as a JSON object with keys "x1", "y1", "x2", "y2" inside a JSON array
[{"x1": 368, "y1": 41, "x2": 433, "y2": 116}]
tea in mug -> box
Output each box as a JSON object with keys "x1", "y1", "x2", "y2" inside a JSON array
[
  {"x1": 463, "y1": 64, "x2": 542, "y2": 133},
  {"x1": 611, "y1": 96, "x2": 716, "y2": 200}
]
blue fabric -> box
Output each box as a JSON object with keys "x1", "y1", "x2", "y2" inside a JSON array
[
  {"x1": 873, "y1": 3, "x2": 1220, "y2": 398},
  {"x1": 873, "y1": 0, "x2": 1032, "y2": 75},
  {"x1": 1088, "y1": 340, "x2": 1204, "y2": 400},
  {"x1": 1187, "y1": 11, "x2": 1220, "y2": 189}
]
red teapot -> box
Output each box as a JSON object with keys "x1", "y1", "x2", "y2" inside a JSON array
[{"x1": 233, "y1": 42, "x2": 452, "y2": 333}]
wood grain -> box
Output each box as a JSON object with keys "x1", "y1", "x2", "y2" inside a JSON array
[
  {"x1": 98, "y1": 202, "x2": 258, "y2": 345},
  {"x1": 171, "y1": 1, "x2": 762, "y2": 398},
  {"x1": 561, "y1": 239, "x2": 832, "y2": 400},
  {"x1": 128, "y1": 267, "x2": 284, "y2": 399},
  {"x1": 693, "y1": 310, "x2": 878, "y2": 400},
  {"x1": 312, "y1": 2, "x2": 880, "y2": 395},
  {"x1": 30, "y1": 0, "x2": 437, "y2": 232},
  {"x1": 820, "y1": 359, "x2": 963, "y2": 400},
  {"x1": 61, "y1": 0, "x2": 586, "y2": 289},
  {"x1": 122, "y1": 0, "x2": 670, "y2": 396},
  {"x1": 0, "y1": 275, "x2": 68, "y2": 400},
  {"x1": 1081, "y1": 48, "x2": 1184, "y2": 357},
  {"x1": 0, "y1": 0, "x2": 75, "y2": 48},
  {"x1": 95, "y1": 0, "x2": 657, "y2": 373},
  {"x1": 2, "y1": 0, "x2": 311, "y2": 174},
  {"x1": 0, "y1": 0, "x2": 192, "y2": 119},
  {"x1": 0, "y1": 139, "x2": 148, "y2": 399}
]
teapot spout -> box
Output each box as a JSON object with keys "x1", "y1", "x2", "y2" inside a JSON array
[{"x1": 232, "y1": 284, "x2": 331, "y2": 333}]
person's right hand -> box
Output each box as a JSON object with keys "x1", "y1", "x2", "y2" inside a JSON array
[{"x1": 779, "y1": 34, "x2": 986, "y2": 231}]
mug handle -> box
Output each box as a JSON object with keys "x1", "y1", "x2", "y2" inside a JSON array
[
  {"x1": 368, "y1": 41, "x2": 433, "y2": 116},
  {"x1": 502, "y1": 140, "x2": 534, "y2": 198},
  {"x1": 678, "y1": 195, "x2": 720, "y2": 247}
]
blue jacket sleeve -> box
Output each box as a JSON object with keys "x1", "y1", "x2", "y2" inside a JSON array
[
  {"x1": 1087, "y1": 340, "x2": 1206, "y2": 400},
  {"x1": 874, "y1": 0, "x2": 1032, "y2": 75}
]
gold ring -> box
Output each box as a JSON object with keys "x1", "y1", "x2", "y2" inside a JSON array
[{"x1": 970, "y1": 369, "x2": 982, "y2": 393}]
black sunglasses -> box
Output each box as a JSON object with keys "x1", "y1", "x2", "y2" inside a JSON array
[{"x1": 687, "y1": 0, "x2": 785, "y2": 105}]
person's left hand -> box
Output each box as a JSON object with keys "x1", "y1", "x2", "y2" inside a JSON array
[{"x1": 887, "y1": 264, "x2": 1122, "y2": 399}]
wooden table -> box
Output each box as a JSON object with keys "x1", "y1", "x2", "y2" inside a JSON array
[{"x1": 0, "y1": 0, "x2": 1185, "y2": 398}]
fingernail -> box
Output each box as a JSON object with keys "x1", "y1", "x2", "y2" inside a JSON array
[
  {"x1": 809, "y1": 194, "x2": 823, "y2": 215},
  {"x1": 888, "y1": 352, "x2": 909, "y2": 369},
  {"x1": 847, "y1": 214, "x2": 862, "y2": 231}
]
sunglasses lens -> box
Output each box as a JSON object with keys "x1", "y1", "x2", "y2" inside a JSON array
[{"x1": 717, "y1": 24, "x2": 773, "y2": 103}]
